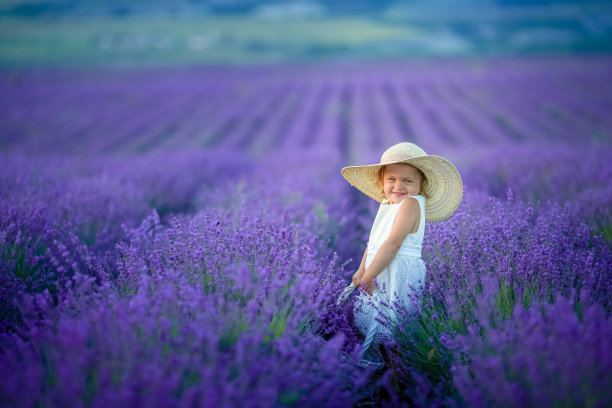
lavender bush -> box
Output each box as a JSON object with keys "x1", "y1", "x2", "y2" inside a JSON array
[
  {"x1": 425, "y1": 193, "x2": 612, "y2": 312},
  {"x1": 461, "y1": 142, "x2": 612, "y2": 235},
  {"x1": 447, "y1": 278, "x2": 612, "y2": 408},
  {"x1": 0, "y1": 203, "x2": 366, "y2": 407},
  {"x1": 0, "y1": 150, "x2": 253, "y2": 332}
]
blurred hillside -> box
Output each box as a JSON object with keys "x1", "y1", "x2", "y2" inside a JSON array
[{"x1": 1, "y1": 0, "x2": 612, "y2": 66}]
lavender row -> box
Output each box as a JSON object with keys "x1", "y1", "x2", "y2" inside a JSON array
[{"x1": 2, "y1": 57, "x2": 611, "y2": 158}]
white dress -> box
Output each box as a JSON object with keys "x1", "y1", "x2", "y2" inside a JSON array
[{"x1": 353, "y1": 194, "x2": 427, "y2": 366}]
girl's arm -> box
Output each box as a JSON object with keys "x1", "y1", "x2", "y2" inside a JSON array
[
  {"x1": 352, "y1": 247, "x2": 368, "y2": 286},
  {"x1": 360, "y1": 197, "x2": 420, "y2": 295}
]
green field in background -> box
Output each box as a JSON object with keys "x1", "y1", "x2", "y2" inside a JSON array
[
  {"x1": 0, "y1": 16, "x2": 423, "y2": 66},
  {"x1": 1, "y1": 7, "x2": 611, "y2": 67}
]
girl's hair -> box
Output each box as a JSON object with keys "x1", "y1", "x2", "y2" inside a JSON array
[{"x1": 375, "y1": 164, "x2": 429, "y2": 199}]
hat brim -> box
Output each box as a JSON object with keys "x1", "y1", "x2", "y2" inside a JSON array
[{"x1": 341, "y1": 156, "x2": 463, "y2": 222}]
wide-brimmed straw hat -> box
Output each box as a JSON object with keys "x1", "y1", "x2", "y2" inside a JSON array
[{"x1": 341, "y1": 142, "x2": 463, "y2": 221}]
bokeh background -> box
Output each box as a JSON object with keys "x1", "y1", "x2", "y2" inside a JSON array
[
  {"x1": 1, "y1": 0, "x2": 612, "y2": 160},
  {"x1": 2, "y1": 0, "x2": 612, "y2": 65},
  {"x1": 1, "y1": 1, "x2": 612, "y2": 407}
]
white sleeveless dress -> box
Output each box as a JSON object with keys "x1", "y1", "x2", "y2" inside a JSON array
[{"x1": 353, "y1": 194, "x2": 427, "y2": 366}]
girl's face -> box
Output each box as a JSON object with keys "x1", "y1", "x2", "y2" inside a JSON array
[{"x1": 383, "y1": 163, "x2": 422, "y2": 204}]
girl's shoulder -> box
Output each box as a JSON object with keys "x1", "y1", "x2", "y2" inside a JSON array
[
  {"x1": 413, "y1": 194, "x2": 426, "y2": 206},
  {"x1": 381, "y1": 194, "x2": 424, "y2": 206},
  {"x1": 395, "y1": 195, "x2": 425, "y2": 222}
]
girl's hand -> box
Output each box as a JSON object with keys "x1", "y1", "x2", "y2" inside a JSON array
[
  {"x1": 352, "y1": 269, "x2": 365, "y2": 287},
  {"x1": 360, "y1": 275, "x2": 376, "y2": 296}
]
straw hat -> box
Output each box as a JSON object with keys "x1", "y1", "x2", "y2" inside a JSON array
[{"x1": 341, "y1": 142, "x2": 463, "y2": 221}]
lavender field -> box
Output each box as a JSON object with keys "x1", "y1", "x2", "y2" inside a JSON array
[{"x1": 1, "y1": 56, "x2": 612, "y2": 407}]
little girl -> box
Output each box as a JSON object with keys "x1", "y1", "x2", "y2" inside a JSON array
[{"x1": 338, "y1": 142, "x2": 463, "y2": 368}]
